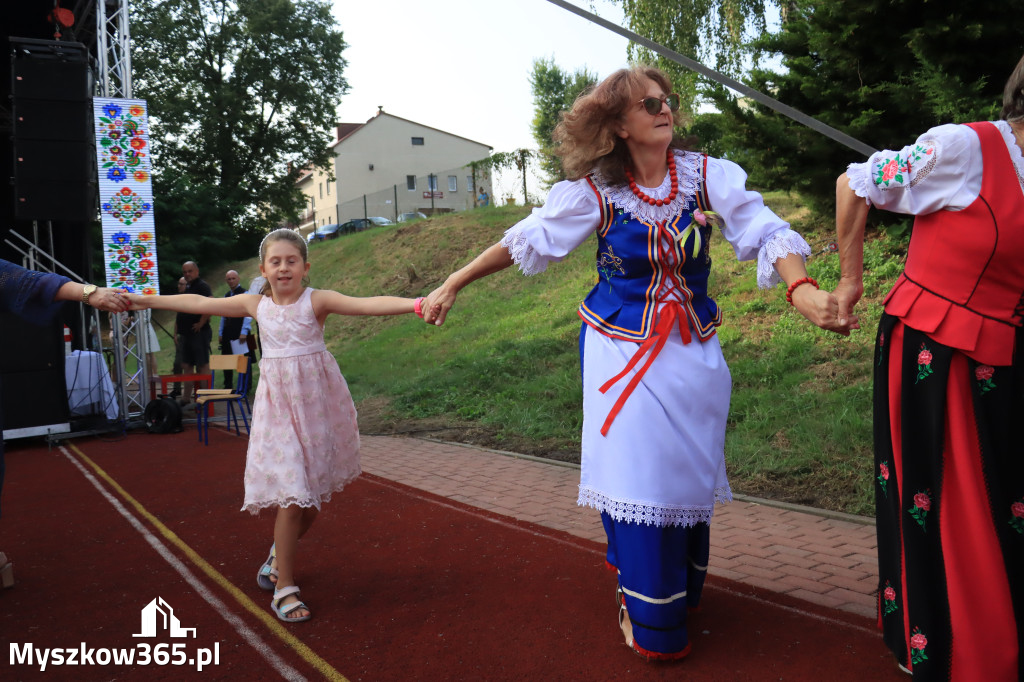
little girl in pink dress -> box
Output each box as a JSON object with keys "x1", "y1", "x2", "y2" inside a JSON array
[{"x1": 130, "y1": 228, "x2": 428, "y2": 622}]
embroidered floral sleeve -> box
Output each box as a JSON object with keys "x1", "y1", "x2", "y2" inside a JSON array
[
  {"x1": 500, "y1": 179, "x2": 600, "y2": 276},
  {"x1": 845, "y1": 123, "x2": 989, "y2": 215}
]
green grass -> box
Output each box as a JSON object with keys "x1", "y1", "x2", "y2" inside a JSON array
[{"x1": 180, "y1": 200, "x2": 905, "y2": 515}]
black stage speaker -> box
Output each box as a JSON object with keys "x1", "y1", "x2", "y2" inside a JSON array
[
  {"x1": 10, "y1": 38, "x2": 95, "y2": 222},
  {"x1": 0, "y1": 310, "x2": 69, "y2": 432}
]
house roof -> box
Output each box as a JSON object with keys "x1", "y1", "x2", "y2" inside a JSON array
[
  {"x1": 330, "y1": 111, "x2": 492, "y2": 152},
  {"x1": 334, "y1": 122, "x2": 364, "y2": 144}
]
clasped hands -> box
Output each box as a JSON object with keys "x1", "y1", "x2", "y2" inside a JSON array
[
  {"x1": 91, "y1": 287, "x2": 133, "y2": 313},
  {"x1": 791, "y1": 277, "x2": 861, "y2": 337}
]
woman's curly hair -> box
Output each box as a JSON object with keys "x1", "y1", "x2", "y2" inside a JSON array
[
  {"x1": 1001, "y1": 52, "x2": 1024, "y2": 122},
  {"x1": 553, "y1": 65, "x2": 696, "y2": 186}
]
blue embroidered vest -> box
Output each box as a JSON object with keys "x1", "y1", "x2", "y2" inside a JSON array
[{"x1": 577, "y1": 160, "x2": 722, "y2": 342}]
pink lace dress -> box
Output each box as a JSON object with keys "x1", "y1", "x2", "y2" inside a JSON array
[{"x1": 242, "y1": 287, "x2": 360, "y2": 513}]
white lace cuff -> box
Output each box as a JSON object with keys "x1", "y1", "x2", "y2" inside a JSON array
[
  {"x1": 500, "y1": 226, "x2": 548, "y2": 276},
  {"x1": 845, "y1": 162, "x2": 875, "y2": 201},
  {"x1": 757, "y1": 229, "x2": 812, "y2": 289}
]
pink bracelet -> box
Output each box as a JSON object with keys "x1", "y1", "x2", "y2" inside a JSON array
[{"x1": 414, "y1": 297, "x2": 424, "y2": 318}]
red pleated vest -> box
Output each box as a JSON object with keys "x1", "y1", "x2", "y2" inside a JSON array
[{"x1": 883, "y1": 121, "x2": 1024, "y2": 365}]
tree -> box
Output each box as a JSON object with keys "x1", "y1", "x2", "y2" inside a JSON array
[
  {"x1": 470, "y1": 149, "x2": 536, "y2": 205},
  {"x1": 708, "y1": 0, "x2": 1024, "y2": 215},
  {"x1": 130, "y1": 0, "x2": 347, "y2": 288},
  {"x1": 616, "y1": 0, "x2": 773, "y2": 116},
  {"x1": 529, "y1": 58, "x2": 597, "y2": 188}
]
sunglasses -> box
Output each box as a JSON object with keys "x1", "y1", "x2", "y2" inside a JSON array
[{"x1": 638, "y1": 93, "x2": 681, "y2": 115}]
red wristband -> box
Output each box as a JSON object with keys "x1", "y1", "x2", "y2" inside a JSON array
[
  {"x1": 785, "y1": 276, "x2": 819, "y2": 306},
  {"x1": 414, "y1": 297, "x2": 424, "y2": 318}
]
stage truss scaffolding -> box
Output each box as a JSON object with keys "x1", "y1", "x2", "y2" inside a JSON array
[{"x1": 95, "y1": 0, "x2": 152, "y2": 425}]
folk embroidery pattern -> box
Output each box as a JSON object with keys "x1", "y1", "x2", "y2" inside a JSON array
[
  {"x1": 106, "y1": 231, "x2": 157, "y2": 294},
  {"x1": 597, "y1": 244, "x2": 625, "y2": 292},
  {"x1": 1010, "y1": 498, "x2": 1024, "y2": 535},
  {"x1": 915, "y1": 343, "x2": 934, "y2": 384},
  {"x1": 908, "y1": 490, "x2": 932, "y2": 531},
  {"x1": 95, "y1": 98, "x2": 159, "y2": 291},
  {"x1": 974, "y1": 364, "x2": 997, "y2": 393},
  {"x1": 882, "y1": 581, "x2": 898, "y2": 616},
  {"x1": 98, "y1": 102, "x2": 149, "y2": 183},
  {"x1": 103, "y1": 187, "x2": 152, "y2": 227},
  {"x1": 878, "y1": 461, "x2": 890, "y2": 497},
  {"x1": 873, "y1": 144, "x2": 935, "y2": 188},
  {"x1": 910, "y1": 627, "x2": 929, "y2": 665}
]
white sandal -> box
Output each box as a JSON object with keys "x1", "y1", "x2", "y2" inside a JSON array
[
  {"x1": 256, "y1": 543, "x2": 276, "y2": 591},
  {"x1": 272, "y1": 586, "x2": 311, "y2": 623}
]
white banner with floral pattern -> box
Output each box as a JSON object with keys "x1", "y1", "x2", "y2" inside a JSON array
[{"x1": 94, "y1": 98, "x2": 158, "y2": 294}]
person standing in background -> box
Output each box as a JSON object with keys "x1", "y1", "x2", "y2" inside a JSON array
[
  {"x1": 178, "y1": 261, "x2": 212, "y2": 405},
  {"x1": 169, "y1": 276, "x2": 187, "y2": 398},
  {"x1": 218, "y1": 270, "x2": 252, "y2": 389}
]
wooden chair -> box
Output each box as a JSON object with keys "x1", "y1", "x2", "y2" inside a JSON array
[{"x1": 196, "y1": 355, "x2": 250, "y2": 445}]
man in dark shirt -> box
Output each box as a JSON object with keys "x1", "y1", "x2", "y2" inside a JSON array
[
  {"x1": 170, "y1": 276, "x2": 187, "y2": 397},
  {"x1": 217, "y1": 270, "x2": 252, "y2": 389},
  {"x1": 179, "y1": 261, "x2": 212, "y2": 404}
]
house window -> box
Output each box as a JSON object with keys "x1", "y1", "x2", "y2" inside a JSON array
[
  {"x1": 448, "y1": 175, "x2": 457, "y2": 192},
  {"x1": 326, "y1": 179, "x2": 332, "y2": 196},
  {"x1": 427, "y1": 175, "x2": 438, "y2": 191},
  {"x1": 467, "y1": 176, "x2": 474, "y2": 193},
  {"x1": 406, "y1": 175, "x2": 416, "y2": 191},
  {"x1": 411, "y1": 136, "x2": 424, "y2": 146},
  {"x1": 319, "y1": 183, "x2": 323, "y2": 199},
  {"x1": 311, "y1": 195, "x2": 315, "y2": 208}
]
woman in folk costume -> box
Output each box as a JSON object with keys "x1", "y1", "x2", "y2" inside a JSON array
[
  {"x1": 834, "y1": 53, "x2": 1024, "y2": 681},
  {"x1": 423, "y1": 65, "x2": 844, "y2": 659}
]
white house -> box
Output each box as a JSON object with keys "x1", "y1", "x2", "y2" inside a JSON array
[{"x1": 297, "y1": 111, "x2": 492, "y2": 234}]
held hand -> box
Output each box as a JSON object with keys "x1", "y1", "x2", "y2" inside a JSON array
[
  {"x1": 124, "y1": 292, "x2": 151, "y2": 311},
  {"x1": 191, "y1": 322, "x2": 202, "y2": 333},
  {"x1": 239, "y1": 334, "x2": 247, "y2": 342},
  {"x1": 833, "y1": 277, "x2": 864, "y2": 330},
  {"x1": 87, "y1": 287, "x2": 131, "y2": 313},
  {"x1": 422, "y1": 281, "x2": 456, "y2": 326},
  {"x1": 791, "y1": 286, "x2": 857, "y2": 336}
]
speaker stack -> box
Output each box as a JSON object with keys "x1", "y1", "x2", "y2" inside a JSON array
[
  {"x1": 10, "y1": 37, "x2": 95, "y2": 222},
  {"x1": 2, "y1": 38, "x2": 96, "y2": 437}
]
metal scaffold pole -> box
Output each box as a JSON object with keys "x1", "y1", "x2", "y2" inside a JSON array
[{"x1": 96, "y1": 0, "x2": 150, "y2": 424}]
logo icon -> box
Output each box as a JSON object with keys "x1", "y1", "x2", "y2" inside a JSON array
[{"x1": 133, "y1": 597, "x2": 196, "y2": 638}]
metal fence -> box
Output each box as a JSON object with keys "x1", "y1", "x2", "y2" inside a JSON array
[{"x1": 334, "y1": 165, "x2": 493, "y2": 226}]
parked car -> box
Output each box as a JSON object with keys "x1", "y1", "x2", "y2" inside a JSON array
[
  {"x1": 339, "y1": 218, "x2": 372, "y2": 234},
  {"x1": 367, "y1": 216, "x2": 394, "y2": 227},
  {"x1": 397, "y1": 211, "x2": 428, "y2": 223},
  {"x1": 308, "y1": 223, "x2": 340, "y2": 242}
]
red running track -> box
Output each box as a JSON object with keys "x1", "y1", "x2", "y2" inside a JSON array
[{"x1": 0, "y1": 429, "x2": 902, "y2": 680}]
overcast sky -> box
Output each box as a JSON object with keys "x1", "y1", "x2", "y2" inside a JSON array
[{"x1": 330, "y1": 0, "x2": 631, "y2": 199}]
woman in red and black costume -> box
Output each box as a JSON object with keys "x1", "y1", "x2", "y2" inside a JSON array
[
  {"x1": 834, "y1": 54, "x2": 1024, "y2": 681},
  {"x1": 423, "y1": 65, "x2": 845, "y2": 660}
]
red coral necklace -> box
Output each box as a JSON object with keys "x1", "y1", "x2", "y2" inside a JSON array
[{"x1": 625, "y1": 149, "x2": 678, "y2": 207}]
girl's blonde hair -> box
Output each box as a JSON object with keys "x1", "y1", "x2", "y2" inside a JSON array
[
  {"x1": 553, "y1": 65, "x2": 696, "y2": 186},
  {"x1": 258, "y1": 228, "x2": 309, "y2": 296}
]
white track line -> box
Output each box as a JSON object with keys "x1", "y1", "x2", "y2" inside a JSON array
[{"x1": 60, "y1": 445, "x2": 308, "y2": 682}]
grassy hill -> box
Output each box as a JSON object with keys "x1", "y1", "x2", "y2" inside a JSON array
[{"x1": 155, "y1": 200, "x2": 907, "y2": 516}]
